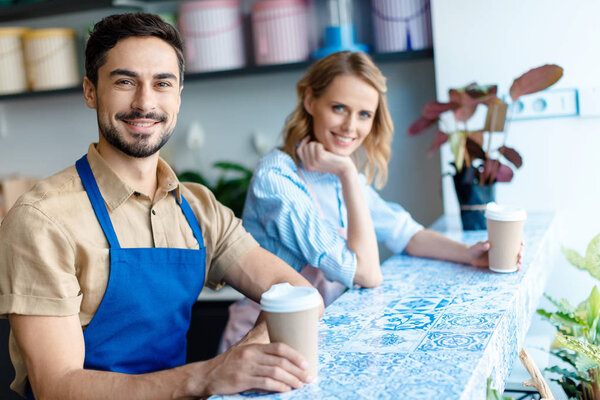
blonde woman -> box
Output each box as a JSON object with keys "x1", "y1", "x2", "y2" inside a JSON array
[{"x1": 220, "y1": 51, "x2": 516, "y2": 351}]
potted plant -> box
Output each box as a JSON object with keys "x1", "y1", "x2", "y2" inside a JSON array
[
  {"x1": 407, "y1": 64, "x2": 563, "y2": 229},
  {"x1": 178, "y1": 161, "x2": 253, "y2": 218},
  {"x1": 536, "y1": 234, "x2": 600, "y2": 399}
]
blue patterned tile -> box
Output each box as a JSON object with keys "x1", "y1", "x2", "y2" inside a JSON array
[
  {"x1": 431, "y1": 313, "x2": 501, "y2": 331},
  {"x1": 341, "y1": 329, "x2": 425, "y2": 353},
  {"x1": 416, "y1": 331, "x2": 492, "y2": 352},
  {"x1": 370, "y1": 311, "x2": 438, "y2": 331},
  {"x1": 387, "y1": 296, "x2": 452, "y2": 312}
]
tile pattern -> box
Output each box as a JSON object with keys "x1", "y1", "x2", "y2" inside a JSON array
[{"x1": 211, "y1": 213, "x2": 555, "y2": 400}]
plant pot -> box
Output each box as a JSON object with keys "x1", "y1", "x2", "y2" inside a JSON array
[{"x1": 453, "y1": 168, "x2": 496, "y2": 230}]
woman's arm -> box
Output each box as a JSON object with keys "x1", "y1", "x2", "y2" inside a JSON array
[
  {"x1": 404, "y1": 228, "x2": 514, "y2": 268},
  {"x1": 297, "y1": 138, "x2": 381, "y2": 287}
]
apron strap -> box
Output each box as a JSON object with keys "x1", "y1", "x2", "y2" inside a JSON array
[
  {"x1": 75, "y1": 155, "x2": 121, "y2": 249},
  {"x1": 178, "y1": 194, "x2": 206, "y2": 250}
]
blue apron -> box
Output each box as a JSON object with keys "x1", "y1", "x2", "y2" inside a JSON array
[{"x1": 27, "y1": 154, "x2": 206, "y2": 399}]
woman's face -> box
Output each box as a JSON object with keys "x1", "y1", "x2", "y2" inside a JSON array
[{"x1": 304, "y1": 74, "x2": 379, "y2": 157}]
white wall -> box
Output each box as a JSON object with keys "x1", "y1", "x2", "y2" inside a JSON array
[
  {"x1": 431, "y1": 0, "x2": 600, "y2": 328},
  {"x1": 0, "y1": 2, "x2": 442, "y2": 254}
]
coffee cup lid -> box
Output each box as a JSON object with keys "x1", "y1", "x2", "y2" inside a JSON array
[
  {"x1": 484, "y1": 202, "x2": 527, "y2": 221},
  {"x1": 260, "y1": 283, "x2": 321, "y2": 313}
]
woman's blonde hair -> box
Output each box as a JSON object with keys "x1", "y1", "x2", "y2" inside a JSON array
[{"x1": 281, "y1": 51, "x2": 394, "y2": 189}]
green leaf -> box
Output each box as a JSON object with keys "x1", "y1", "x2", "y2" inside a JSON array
[
  {"x1": 449, "y1": 131, "x2": 466, "y2": 172},
  {"x1": 586, "y1": 235, "x2": 600, "y2": 277},
  {"x1": 562, "y1": 245, "x2": 586, "y2": 269},
  {"x1": 544, "y1": 293, "x2": 578, "y2": 317},
  {"x1": 550, "y1": 312, "x2": 587, "y2": 331},
  {"x1": 546, "y1": 365, "x2": 581, "y2": 381},
  {"x1": 575, "y1": 353, "x2": 599, "y2": 375},
  {"x1": 213, "y1": 161, "x2": 253, "y2": 178},
  {"x1": 550, "y1": 348, "x2": 578, "y2": 368},
  {"x1": 177, "y1": 171, "x2": 211, "y2": 188},
  {"x1": 588, "y1": 287, "x2": 600, "y2": 328},
  {"x1": 562, "y1": 235, "x2": 600, "y2": 281},
  {"x1": 550, "y1": 376, "x2": 583, "y2": 398},
  {"x1": 556, "y1": 334, "x2": 600, "y2": 365},
  {"x1": 486, "y1": 377, "x2": 514, "y2": 400}
]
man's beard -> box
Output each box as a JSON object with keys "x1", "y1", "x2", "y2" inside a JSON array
[{"x1": 98, "y1": 110, "x2": 173, "y2": 158}]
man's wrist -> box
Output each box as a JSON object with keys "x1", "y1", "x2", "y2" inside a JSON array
[
  {"x1": 238, "y1": 315, "x2": 269, "y2": 346},
  {"x1": 178, "y1": 360, "x2": 211, "y2": 399}
]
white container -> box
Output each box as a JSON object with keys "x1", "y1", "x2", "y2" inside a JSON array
[
  {"x1": 371, "y1": 0, "x2": 432, "y2": 52},
  {"x1": 251, "y1": 0, "x2": 309, "y2": 66},
  {"x1": 179, "y1": 0, "x2": 245, "y2": 73},
  {"x1": 22, "y1": 28, "x2": 80, "y2": 91},
  {"x1": 0, "y1": 27, "x2": 29, "y2": 95}
]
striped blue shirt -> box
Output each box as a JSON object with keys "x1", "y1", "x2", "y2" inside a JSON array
[{"x1": 242, "y1": 149, "x2": 424, "y2": 288}]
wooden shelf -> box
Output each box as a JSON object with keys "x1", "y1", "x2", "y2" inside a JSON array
[
  {"x1": 0, "y1": 0, "x2": 114, "y2": 22},
  {"x1": 0, "y1": 49, "x2": 433, "y2": 102}
]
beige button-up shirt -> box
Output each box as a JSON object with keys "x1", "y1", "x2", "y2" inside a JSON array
[{"x1": 0, "y1": 144, "x2": 258, "y2": 396}]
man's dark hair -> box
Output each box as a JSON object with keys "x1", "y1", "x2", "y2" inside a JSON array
[{"x1": 85, "y1": 13, "x2": 185, "y2": 86}]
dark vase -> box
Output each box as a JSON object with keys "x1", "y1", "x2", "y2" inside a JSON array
[{"x1": 453, "y1": 167, "x2": 496, "y2": 230}]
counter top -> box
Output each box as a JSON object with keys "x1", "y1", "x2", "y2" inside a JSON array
[{"x1": 211, "y1": 213, "x2": 556, "y2": 399}]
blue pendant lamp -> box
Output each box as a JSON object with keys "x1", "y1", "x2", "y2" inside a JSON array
[{"x1": 314, "y1": 0, "x2": 368, "y2": 59}]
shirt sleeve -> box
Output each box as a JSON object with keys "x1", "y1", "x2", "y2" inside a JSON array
[
  {"x1": 362, "y1": 181, "x2": 424, "y2": 254},
  {"x1": 182, "y1": 184, "x2": 258, "y2": 290},
  {"x1": 250, "y1": 167, "x2": 357, "y2": 288},
  {"x1": 0, "y1": 204, "x2": 82, "y2": 318}
]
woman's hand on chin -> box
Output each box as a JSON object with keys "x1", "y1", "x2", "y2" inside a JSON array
[{"x1": 297, "y1": 136, "x2": 356, "y2": 179}]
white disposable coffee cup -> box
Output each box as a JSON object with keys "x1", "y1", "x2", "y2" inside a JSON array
[
  {"x1": 485, "y1": 202, "x2": 526, "y2": 273},
  {"x1": 260, "y1": 283, "x2": 321, "y2": 377}
]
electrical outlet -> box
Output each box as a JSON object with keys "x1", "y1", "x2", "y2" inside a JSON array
[
  {"x1": 508, "y1": 88, "x2": 578, "y2": 121},
  {"x1": 578, "y1": 87, "x2": 600, "y2": 117}
]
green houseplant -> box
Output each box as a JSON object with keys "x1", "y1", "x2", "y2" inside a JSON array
[
  {"x1": 537, "y1": 234, "x2": 600, "y2": 399},
  {"x1": 178, "y1": 162, "x2": 253, "y2": 218},
  {"x1": 407, "y1": 64, "x2": 563, "y2": 230}
]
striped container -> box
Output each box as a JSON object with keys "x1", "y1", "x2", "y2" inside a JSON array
[
  {"x1": 251, "y1": 0, "x2": 309, "y2": 66},
  {"x1": 179, "y1": 0, "x2": 245, "y2": 73},
  {"x1": 0, "y1": 27, "x2": 28, "y2": 94},
  {"x1": 22, "y1": 28, "x2": 79, "y2": 90},
  {"x1": 371, "y1": 0, "x2": 432, "y2": 53}
]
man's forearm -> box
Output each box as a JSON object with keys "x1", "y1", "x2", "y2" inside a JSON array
[{"x1": 33, "y1": 362, "x2": 209, "y2": 400}]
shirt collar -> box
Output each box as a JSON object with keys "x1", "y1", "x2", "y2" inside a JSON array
[{"x1": 86, "y1": 144, "x2": 182, "y2": 211}]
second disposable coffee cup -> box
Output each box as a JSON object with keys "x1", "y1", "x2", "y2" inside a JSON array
[
  {"x1": 485, "y1": 202, "x2": 526, "y2": 273},
  {"x1": 260, "y1": 283, "x2": 321, "y2": 377}
]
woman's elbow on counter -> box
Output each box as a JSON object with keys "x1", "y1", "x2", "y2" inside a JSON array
[{"x1": 353, "y1": 269, "x2": 383, "y2": 288}]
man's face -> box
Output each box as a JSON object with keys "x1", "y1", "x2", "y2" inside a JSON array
[{"x1": 84, "y1": 36, "x2": 182, "y2": 158}]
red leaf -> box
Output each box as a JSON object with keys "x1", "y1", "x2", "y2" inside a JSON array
[
  {"x1": 466, "y1": 138, "x2": 485, "y2": 160},
  {"x1": 449, "y1": 88, "x2": 489, "y2": 122},
  {"x1": 407, "y1": 116, "x2": 436, "y2": 136},
  {"x1": 427, "y1": 130, "x2": 449, "y2": 157},
  {"x1": 465, "y1": 84, "x2": 497, "y2": 100},
  {"x1": 468, "y1": 130, "x2": 484, "y2": 146},
  {"x1": 498, "y1": 146, "x2": 523, "y2": 168},
  {"x1": 495, "y1": 162, "x2": 514, "y2": 182},
  {"x1": 481, "y1": 159, "x2": 514, "y2": 184},
  {"x1": 509, "y1": 64, "x2": 564, "y2": 102},
  {"x1": 422, "y1": 102, "x2": 458, "y2": 119}
]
